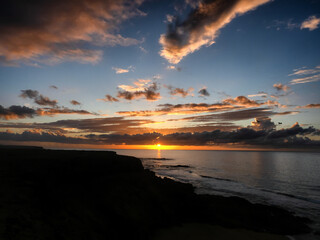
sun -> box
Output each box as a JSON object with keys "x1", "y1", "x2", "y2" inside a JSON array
[{"x1": 157, "y1": 144, "x2": 161, "y2": 148}]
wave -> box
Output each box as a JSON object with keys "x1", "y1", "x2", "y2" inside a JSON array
[
  {"x1": 200, "y1": 175, "x2": 236, "y2": 183},
  {"x1": 259, "y1": 188, "x2": 320, "y2": 205}
]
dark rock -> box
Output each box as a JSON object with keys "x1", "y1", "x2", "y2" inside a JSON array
[{"x1": 0, "y1": 148, "x2": 312, "y2": 240}]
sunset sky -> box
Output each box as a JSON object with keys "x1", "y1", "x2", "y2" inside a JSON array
[{"x1": 0, "y1": 0, "x2": 319, "y2": 150}]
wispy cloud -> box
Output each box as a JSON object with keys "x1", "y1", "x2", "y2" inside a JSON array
[
  {"x1": 112, "y1": 66, "x2": 134, "y2": 74},
  {"x1": 247, "y1": 92, "x2": 268, "y2": 98},
  {"x1": 159, "y1": 0, "x2": 271, "y2": 64},
  {"x1": 139, "y1": 46, "x2": 148, "y2": 53},
  {"x1": 300, "y1": 15, "x2": 320, "y2": 31},
  {"x1": 297, "y1": 103, "x2": 320, "y2": 109},
  {"x1": 166, "y1": 65, "x2": 181, "y2": 71},
  {"x1": 0, "y1": 0, "x2": 145, "y2": 66},
  {"x1": 289, "y1": 66, "x2": 320, "y2": 84},
  {"x1": 266, "y1": 19, "x2": 299, "y2": 31}
]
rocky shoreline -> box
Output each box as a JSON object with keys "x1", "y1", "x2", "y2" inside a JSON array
[{"x1": 0, "y1": 148, "x2": 312, "y2": 239}]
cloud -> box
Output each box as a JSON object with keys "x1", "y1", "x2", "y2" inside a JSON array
[
  {"x1": 273, "y1": 83, "x2": 290, "y2": 91},
  {"x1": 112, "y1": 66, "x2": 134, "y2": 74},
  {"x1": 165, "y1": 85, "x2": 194, "y2": 97},
  {"x1": 0, "y1": 104, "x2": 96, "y2": 120},
  {"x1": 179, "y1": 108, "x2": 275, "y2": 122},
  {"x1": 290, "y1": 74, "x2": 320, "y2": 85},
  {"x1": 297, "y1": 104, "x2": 320, "y2": 109},
  {"x1": 19, "y1": 89, "x2": 39, "y2": 99},
  {"x1": 50, "y1": 85, "x2": 58, "y2": 90},
  {"x1": 97, "y1": 95, "x2": 119, "y2": 102},
  {"x1": 274, "y1": 111, "x2": 300, "y2": 116},
  {"x1": 36, "y1": 107, "x2": 95, "y2": 116},
  {"x1": 139, "y1": 46, "x2": 148, "y2": 53},
  {"x1": 198, "y1": 87, "x2": 210, "y2": 97},
  {"x1": 1, "y1": 121, "x2": 319, "y2": 148},
  {"x1": 166, "y1": 65, "x2": 181, "y2": 71},
  {"x1": 117, "y1": 102, "x2": 240, "y2": 117},
  {"x1": 247, "y1": 92, "x2": 268, "y2": 98},
  {"x1": 20, "y1": 89, "x2": 57, "y2": 106},
  {"x1": 0, "y1": 105, "x2": 37, "y2": 120},
  {"x1": 250, "y1": 117, "x2": 275, "y2": 131},
  {"x1": 289, "y1": 66, "x2": 320, "y2": 76},
  {"x1": 289, "y1": 66, "x2": 320, "y2": 84},
  {"x1": 117, "y1": 95, "x2": 281, "y2": 117},
  {"x1": 222, "y1": 96, "x2": 279, "y2": 107},
  {"x1": 34, "y1": 95, "x2": 58, "y2": 107},
  {"x1": 0, "y1": 0, "x2": 145, "y2": 66},
  {"x1": 0, "y1": 117, "x2": 154, "y2": 135},
  {"x1": 117, "y1": 80, "x2": 161, "y2": 101},
  {"x1": 70, "y1": 100, "x2": 81, "y2": 105},
  {"x1": 300, "y1": 15, "x2": 320, "y2": 31},
  {"x1": 159, "y1": 0, "x2": 271, "y2": 64},
  {"x1": 0, "y1": 129, "x2": 84, "y2": 144}
]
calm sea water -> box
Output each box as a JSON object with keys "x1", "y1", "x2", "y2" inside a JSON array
[{"x1": 114, "y1": 149, "x2": 320, "y2": 233}]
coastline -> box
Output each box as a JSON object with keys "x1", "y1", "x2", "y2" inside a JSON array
[{"x1": 0, "y1": 147, "x2": 314, "y2": 240}]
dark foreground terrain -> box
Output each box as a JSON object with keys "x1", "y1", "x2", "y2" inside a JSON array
[{"x1": 0, "y1": 147, "x2": 312, "y2": 240}]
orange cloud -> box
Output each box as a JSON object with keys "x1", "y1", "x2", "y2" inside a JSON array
[
  {"x1": 117, "y1": 80, "x2": 161, "y2": 101},
  {"x1": 117, "y1": 102, "x2": 240, "y2": 116},
  {"x1": 0, "y1": 0, "x2": 145, "y2": 65},
  {"x1": 159, "y1": 0, "x2": 271, "y2": 64},
  {"x1": 297, "y1": 104, "x2": 320, "y2": 109}
]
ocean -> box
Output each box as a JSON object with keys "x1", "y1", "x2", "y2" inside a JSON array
[{"x1": 114, "y1": 149, "x2": 320, "y2": 235}]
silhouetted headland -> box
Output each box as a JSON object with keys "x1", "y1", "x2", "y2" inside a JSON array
[{"x1": 0, "y1": 147, "x2": 312, "y2": 239}]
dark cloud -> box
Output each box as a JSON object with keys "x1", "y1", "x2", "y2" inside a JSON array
[
  {"x1": 1, "y1": 123, "x2": 319, "y2": 149},
  {"x1": 198, "y1": 87, "x2": 210, "y2": 97},
  {"x1": 117, "y1": 82, "x2": 161, "y2": 101},
  {"x1": 19, "y1": 89, "x2": 39, "y2": 99},
  {"x1": 0, "y1": 0, "x2": 145, "y2": 66},
  {"x1": 0, "y1": 104, "x2": 95, "y2": 120},
  {"x1": 34, "y1": 95, "x2": 58, "y2": 107},
  {"x1": 159, "y1": 0, "x2": 271, "y2": 63},
  {"x1": 0, "y1": 129, "x2": 84, "y2": 144},
  {"x1": 165, "y1": 85, "x2": 194, "y2": 97},
  {"x1": 0, "y1": 117, "x2": 154, "y2": 135},
  {"x1": 0, "y1": 105, "x2": 37, "y2": 120},
  {"x1": 98, "y1": 95, "x2": 119, "y2": 102},
  {"x1": 179, "y1": 108, "x2": 275, "y2": 122},
  {"x1": 36, "y1": 107, "x2": 94, "y2": 116},
  {"x1": 19, "y1": 89, "x2": 57, "y2": 106},
  {"x1": 70, "y1": 100, "x2": 81, "y2": 105}
]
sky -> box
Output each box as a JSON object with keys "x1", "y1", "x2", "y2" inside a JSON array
[{"x1": 0, "y1": 0, "x2": 319, "y2": 150}]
